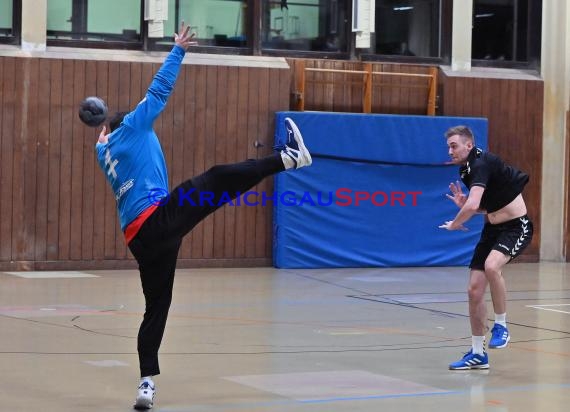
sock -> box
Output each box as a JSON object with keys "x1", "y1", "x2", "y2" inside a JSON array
[
  {"x1": 472, "y1": 335, "x2": 485, "y2": 355},
  {"x1": 495, "y1": 313, "x2": 507, "y2": 327}
]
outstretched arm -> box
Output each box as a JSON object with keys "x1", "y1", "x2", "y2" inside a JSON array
[{"x1": 127, "y1": 21, "x2": 197, "y2": 130}]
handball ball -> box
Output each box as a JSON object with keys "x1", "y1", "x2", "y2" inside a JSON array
[{"x1": 78, "y1": 96, "x2": 108, "y2": 127}]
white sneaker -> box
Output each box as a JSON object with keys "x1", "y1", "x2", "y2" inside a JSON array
[
  {"x1": 280, "y1": 117, "x2": 312, "y2": 170},
  {"x1": 133, "y1": 380, "x2": 155, "y2": 410}
]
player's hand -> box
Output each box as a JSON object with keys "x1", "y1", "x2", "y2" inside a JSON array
[
  {"x1": 446, "y1": 181, "x2": 467, "y2": 208},
  {"x1": 98, "y1": 125, "x2": 109, "y2": 144},
  {"x1": 174, "y1": 21, "x2": 197, "y2": 50},
  {"x1": 439, "y1": 221, "x2": 468, "y2": 231}
]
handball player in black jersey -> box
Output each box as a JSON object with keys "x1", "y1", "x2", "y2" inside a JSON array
[{"x1": 440, "y1": 125, "x2": 533, "y2": 370}]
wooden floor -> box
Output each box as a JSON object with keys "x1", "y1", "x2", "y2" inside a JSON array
[{"x1": 1, "y1": 262, "x2": 569, "y2": 411}]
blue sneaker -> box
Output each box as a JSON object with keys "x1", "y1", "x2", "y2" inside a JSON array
[
  {"x1": 449, "y1": 349, "x2": 489, "y2": 370},
  {"x1": 489, "y1": 324, "x2": 510, "y2": 348},
  {"x1": 280, "y1": 117, "x2": 312, "y2": 170}
]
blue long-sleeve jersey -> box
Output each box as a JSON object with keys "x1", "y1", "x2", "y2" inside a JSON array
[{"x1": 96, "y1": 45, "x2": 185, "y2": 231}]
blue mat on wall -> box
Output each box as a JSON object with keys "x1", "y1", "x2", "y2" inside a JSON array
[{"x1": 273, "y1": 112, "x2": 488, "y2": 269}]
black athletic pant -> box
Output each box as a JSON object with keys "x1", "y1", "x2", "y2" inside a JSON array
[{"x1": 128, "y1": 154, "x2": 285, "y2": 377}]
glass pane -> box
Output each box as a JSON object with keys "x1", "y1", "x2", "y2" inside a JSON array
[
  {"x1": 0, "y1": 0, "x2": 13, "y2": 36},
  {"x1": 47, "y1": 0, "x2": 71, "y2": 32},
  {"x1": 262, "y1": 0, "x2": 348, "y2": 52},
  {"x1": 150, "y1": 0, "x2": 248, "y2": 49},
  {"x1": 175, "y1": 0, "x2": 248, "y2": 47},
  {"x1": 47, "y1": 0, "x2": 141, "y2": 42},
  {"x1": 472, "y1": 0, "x2": 529, "y2": 62},
  {"x1": 88, "y1": 0, "x2": 140, "y2": 37},
  {"x1": 375, "y1": 0, "x2": 441, "y2": 57}
]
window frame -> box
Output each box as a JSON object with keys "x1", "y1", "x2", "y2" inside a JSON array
[
  {"x1": 0, "y1": 0, "x2": 21, "y2": 45},
  {"x1": 46, "y1": 0, "x2": 145, "y2": 50},
  {"x1": 38, "y1": 0, "x2": 541, "y2": 69}
]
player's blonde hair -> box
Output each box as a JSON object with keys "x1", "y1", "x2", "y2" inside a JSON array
[{"x1": 445, "y1": 126, "x2": 475, "y2": 144}]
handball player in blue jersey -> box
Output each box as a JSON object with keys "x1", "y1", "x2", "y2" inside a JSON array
[{"x1": 91, "y1": 22, "x2": 311, "y2": 409}]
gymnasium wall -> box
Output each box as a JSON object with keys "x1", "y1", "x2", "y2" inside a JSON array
[
  {"x1": 0, "y1": 55, "x2": 288, "y2": 270},
  {"x1": 438, "y1": 69, "x2": 543, "y2": 261},
  {"x1": 0, "y1": 55, "x2": 543, "y2": 269}
]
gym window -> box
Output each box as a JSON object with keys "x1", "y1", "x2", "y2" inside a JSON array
[
  {"x1": 472, "y1": 0, "x2": 542, "y2": 69},
  {"x1": 260, "y1": 0, "x2": 350, "y2": 57},
  {"x1": 0, "y1": 0, "x2": 20, "y2": 45},
  {"x1": 361, "y1": 0, "x2": 452, "y2": 64},
  {"x1": 148, "y1": 0, "x2": 250, "y2": 54},
  {"x1": 47, "y1": 0, "x2": 142, "y2": 49}
]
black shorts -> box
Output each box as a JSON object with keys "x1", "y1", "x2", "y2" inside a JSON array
[{"x1": 470, "y1": 215, "x2": 533, "y2": 270}]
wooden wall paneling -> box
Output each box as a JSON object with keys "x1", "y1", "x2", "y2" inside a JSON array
[
  {"x1": 461, "y1": 76, "x2": 474, "y2": 117},
  {"x1": 57, "y1": 60, "x2": 75, "y2": 261},
  {"x1": 201, "y1": 66, "x2": 219, "y2": 259},
  {"x1": 379, "y1": 63, "x2": 390, "y2": 113},
  {"x1": 378, "y1": 63, "x2": 391, "y2": 114},
  {"x1": 92, "y1": 60, "x2": 108, "y2": 261},
  {"x1": 439, "y1": 71, "x2": 543, "y2": 261},
  {"x1": 46, "y1": 59, "x2": 63, "y2": 261},
  {"x1": 480, "y1": 77, "x2": 491, "y2": 120},
  {"x1": 315, "y1": 60, "x2": 327, "y2": 111},
  {"x1": 234, "y1": 66, "x2": 249, "y2": 258},
  {"x1": 264, "y1": 68, "x2": 289, "y2": 257},
  {"x1": 398, "y1": 64, "x2": 411, "y2": 114},
  {"x1": 289, "y1": 59, "x2": 302, "y2": 110},
  {"x1": 178, "y1": 65, "x2": 196, "y2": 260},
  {"x1": 254, "y1": 67, "x2": 270, "y2": 257},
  {"x1": 244, "y1": 68, "x2": 260, "y2": 257},
  {"x1": 331, "y1": 60, "x2": 344, "y2": 112},
  {"x1": 35, "y1": 59, "x2": 52, "y2": 262},
  {"x1": 515, "y1": 80, "x2": 539, "y2": 258},
  {"x1": 407, "y1": 65, "x2": 420, "y2": 114},
  {"x1": 454, "y1": 75, "x2": 466, "y2": 117},
  {"x1": 70, "y1": 59, "x2": 86, "y2": 261},
  {"x1": 471, "y1": 77, "x2": 483, "y2": 115},
  {"x1": 189, "y1": 64, "x2": 207, "y2": 260},
  {"x1": 527, "y1": 80, "x2": 543, "y2": 258},
  {"x1": 20, "y1": 58, "x2": 39, "y2": 261},
  {"x1": 304, "y1": 60, "x2": 314, "y2": 111},
  {"x1": 3, "y1": 55, "x2": 546, "y2": 268},
  {"x1": 212, "y1": 65, "x2": 229, "y2": 259},
  {"x1": 80, "y1": 60, "x2": 97, "y2": 261},
  {"x1": 323, "y1": 62, "x2": 335, "y2": 112},
  {"x1": 0, "y1": 57, "x2": 11, "y2": 261},
  {"x1": 566, "y1": 110, "x2": 570, "y2": 260},
  {"x1": 223, "y1": 66, "x2": 240, "y2": 258},
  {"x1": 10, "y1": 58, "x2": 24, "y2": 262},
  {"x1": 389, "y1": 64, "x2": 403, "y2": 114},
  {"x1": 486, "y1": 78, "x2": 500, "y2": 149}
]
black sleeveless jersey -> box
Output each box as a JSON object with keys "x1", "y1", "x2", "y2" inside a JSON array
[{"x1": 459, "y1": 148, "x2": 529, "y2": 213}]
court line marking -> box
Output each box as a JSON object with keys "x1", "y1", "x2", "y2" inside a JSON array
[
  {"x1": 526, "y1": 304, "x2": 570, "y2": 315},
  {"x1": 2, "y1": 271, "x2": 98, "y2": 278}
]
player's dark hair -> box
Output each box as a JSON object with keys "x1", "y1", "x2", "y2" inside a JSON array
[{"x1": 109, "y1": 112, "x2": 128, "y2": 132}]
